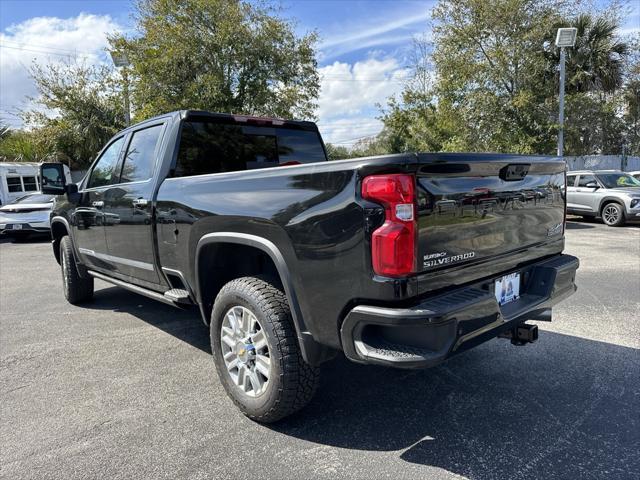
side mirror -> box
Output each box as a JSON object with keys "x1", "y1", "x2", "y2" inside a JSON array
[
  {"x1": 585, "y1": 182, "x2": 599, "y2": 189},
  {"x1": 40, "y1": 163, "x2": 67, "y2": 195}
]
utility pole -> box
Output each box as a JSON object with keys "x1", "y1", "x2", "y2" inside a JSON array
[
  {"x1": 558, "y1": 47, "x2": 566, "y2": 157},
  {"x1": 122, "y1": 67, "x2": 131, "y2": 127},
  {"x1": 109, "y1": 50, "x2": 132, "y2": 127},
  {"x1": 555, "y1": 28, "x2": 577, "y2": 157}
]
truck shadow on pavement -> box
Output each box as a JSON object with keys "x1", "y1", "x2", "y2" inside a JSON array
[
  {"x1": 88, "y1": 285, "x2": 211, "y2": 354},
  {"x1": 565, "y1": 220, "x2": 597, "y2": 229},
  {"x1": 273, "y1": 332, "x2": 639, "y2": 479},
  {"x1": 84, "y1": 286, "x2": 638, "y2": 479}
]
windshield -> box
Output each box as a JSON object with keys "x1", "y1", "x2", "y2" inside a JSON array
[
  {"x1": 595, "y1": 173, "x2": 640, "y2": 189},
  {"x1": 11, "y1": 194, "x2": 55, "y2": 204}
]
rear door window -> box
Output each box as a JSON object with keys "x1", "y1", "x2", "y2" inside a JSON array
[
  {"x1": 577, "y1": 175, "x2": 597, "y2": 187},
  {"x1": 566, "y1": 175, "x2": 577, "y2": 187},
  {"x1": 174, "y1": 120, "x2": 326, "y2": 177},
  {"x1": 118, "y1": 124, "x2": 163, "y2": 184}
]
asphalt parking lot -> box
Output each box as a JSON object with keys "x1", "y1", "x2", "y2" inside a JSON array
[{"x1": 1, "y1": 218, "x2": 639, "y2": 480}]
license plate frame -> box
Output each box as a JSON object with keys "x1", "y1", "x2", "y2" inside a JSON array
[{"x1": 495, "y1": 272, "x2": 521, "y2": 306}]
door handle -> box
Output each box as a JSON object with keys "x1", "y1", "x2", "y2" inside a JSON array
[
  {"x1": 92, "y1": 200, "x2": 104, "y2": 209},
  {"x1": 132, "y1": 198, "x2": 149, "y2": 208}
]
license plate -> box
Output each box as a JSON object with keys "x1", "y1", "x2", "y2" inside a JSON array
[
  {"x1": 9, "y1": 224, "x2": 22, "y2": 230},
  {"x1": 495, "y1": 272, "x2": 520, "y2": 306}
]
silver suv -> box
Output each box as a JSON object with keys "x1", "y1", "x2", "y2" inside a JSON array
[{"x1": 566, "y1": 170, "x2": 640, "y2": 226}]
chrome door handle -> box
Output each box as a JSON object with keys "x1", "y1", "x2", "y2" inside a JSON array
[
  {"x1": 92, "y1": 201, "x2": 104, "y2": 208},
  {"x1": 132, "y1": 198, "x2": 148, "y2": 208}
]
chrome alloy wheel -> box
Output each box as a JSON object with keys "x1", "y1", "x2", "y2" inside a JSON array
[
  {"x1": 602, "y1": 205, "x2": 620, "y2": 225},
  {"x1": 220, "y1": 306, "x2": 271, "y2": 397},
  {"x1": 61, "y1": 251, "x2": 69, "y2": 291}
]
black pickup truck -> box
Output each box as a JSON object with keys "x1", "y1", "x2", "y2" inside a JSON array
[{"x1": 40, "y1": 110, "x2": 578, "y2": 422}]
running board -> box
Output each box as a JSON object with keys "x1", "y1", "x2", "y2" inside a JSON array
[
  {"x1": 164, "y1": 288, "x2": 192, "y2": 304},
  {"x1": 87, "y1": 270, "x2": 187, "y2": 307}
]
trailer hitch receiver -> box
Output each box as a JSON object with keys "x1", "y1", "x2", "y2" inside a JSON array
[{"x1": 499, "y1": 323, "x2": 538, "y2": 346}]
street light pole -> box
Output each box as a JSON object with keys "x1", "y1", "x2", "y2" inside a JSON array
[
  {"x1": 557, "y1": 46, "x2": 566, "y2": 157},
  {"x1": 555, "y1": 27, "x2": 577, "y2": 158},
  {"x1": 122, "y1": 67, "x2": 130, "y2": 127},
  {"x1": 109, "y1": 50, "x2": 132, "y2": 127}
]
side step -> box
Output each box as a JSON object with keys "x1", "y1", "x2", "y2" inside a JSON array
[
  {"x1": 87, "y1": 271, "x2": 194, "y2": 307},
  {"x1": 163, "y1": 288, "x2": 192, "y2": 304}
]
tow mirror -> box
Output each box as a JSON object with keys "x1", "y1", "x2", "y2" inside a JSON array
[{"x1": 40, "y1": 163, "x2": 67, "y2": 195}]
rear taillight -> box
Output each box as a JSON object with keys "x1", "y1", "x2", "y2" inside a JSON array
[{"x1": 361, "y1": 174, "x2": 417, "y2": 277}]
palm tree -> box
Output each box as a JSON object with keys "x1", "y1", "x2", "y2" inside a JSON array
[{"x1": 563, "y1": 14, "x2": 629, "y2": 94}]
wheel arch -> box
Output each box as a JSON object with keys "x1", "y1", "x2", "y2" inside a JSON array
[
  {"x1": 50, "y1": 216, "x2": 72, "y2": 265},
  {"x1": 194, "y1": 232, "x2": 331, "y2": 366},
  {"x1": 598, "y1": 197, "x2": 625, "y2": 215}
]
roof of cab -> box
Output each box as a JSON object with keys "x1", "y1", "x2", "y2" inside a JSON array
[
  {"x1": 119, "y1": 109, "x2": 318, "y2": 133},
  {"x1": 567, "y1": 169, "x2": 624, "y2": 174}
]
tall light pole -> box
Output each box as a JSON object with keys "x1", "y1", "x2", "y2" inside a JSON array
[
  {"x1": 109, "y1": 50, "x2": 131, "y2": 127},
  {"x1": 555, "y1": 27, "x2": 577, "y2": 157}
]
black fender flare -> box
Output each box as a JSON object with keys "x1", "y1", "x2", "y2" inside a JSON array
[
  {"x1": 50, "y1": 216, "x2": 89, "y2": 278},
  {"x1": 50, "y1": 216, "x2": 73, "y2": 263},
  {"x1": 194, "y1": 232, "x2": 330, "y2": 365}
]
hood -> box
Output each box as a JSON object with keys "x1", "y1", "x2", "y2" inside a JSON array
[{"x1": 605, "y1": 187, "x2": 640, "y2": 196}]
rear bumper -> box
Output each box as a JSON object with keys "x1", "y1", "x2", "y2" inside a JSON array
[{"x1": 340, "y1": 254, "x2": 579, "y2": 369}]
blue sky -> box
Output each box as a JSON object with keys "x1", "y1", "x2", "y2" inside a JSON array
[{"x1": 1, "y1": 0, "x2": 638, "y2": 145}]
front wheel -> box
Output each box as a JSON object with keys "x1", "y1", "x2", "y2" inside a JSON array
[
  {"x1": 601, "y1": 203, "x2": 625, "y2": 227},
  {"x1": 210, "y1": 276, "x2": 319, "y2": 423},
  {"x1": 60, "y1": 236, "x2": 94, "y2": 304}
]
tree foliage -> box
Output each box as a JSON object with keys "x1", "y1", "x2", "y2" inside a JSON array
[
  {"x1": 20, "y1": 62, "x2": 125, "y2": 169},
  {"x1": 0, "y1": 125, "x2": 52, "y2": 162},
  {"x1": 110, "y1": 0, "x2": 319, "y2": 121},
  {"x1": 377, "y1": 0, "x2": 639, "y2": 156}
]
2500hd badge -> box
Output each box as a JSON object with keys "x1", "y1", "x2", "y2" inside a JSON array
[{"x1": 423, "y1": 251, "x2": 476, "y2": 268}]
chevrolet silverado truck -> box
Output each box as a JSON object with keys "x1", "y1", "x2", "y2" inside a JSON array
[{"x1": 40, "y1": 110, "x2": 579, "y2": 422}]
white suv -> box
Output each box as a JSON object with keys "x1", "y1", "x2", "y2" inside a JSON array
[{"x1": 566, "y1": 170, "x2": 640, "y2": 226}]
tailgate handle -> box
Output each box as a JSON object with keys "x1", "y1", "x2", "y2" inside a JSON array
[{"x1": 499, "y1": 164, "x2": 530, "y2": 181}]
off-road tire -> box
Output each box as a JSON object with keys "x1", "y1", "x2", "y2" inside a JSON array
[
  {"x1": 210, "y1": 276, "x2": 319, "y2": 423},
  {"x1": 60, "y1": 236, "x2": 94, "y2": 304},
  {"x1": 601, "y1": 202, "x2": 625, "y2": 227}
]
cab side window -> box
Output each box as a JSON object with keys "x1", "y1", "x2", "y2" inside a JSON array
[
  {"x1": 119, "y1": 125, "x2": 163, "y2": 183},
  {"x1": 87, "y1": 137, "x2": 125, "y2": 189},
  {"x1": 577, "y1": 175, "x2": 597, "y2": 187}
]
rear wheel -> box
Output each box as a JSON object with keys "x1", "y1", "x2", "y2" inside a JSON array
[
  {"x1": 601, "y1": 202, "x2": 625, "y2": 227},
  {"x1": 210, "y1": 276, "x2": 319, "y2": 423},
  {"x1": 60, "y1": 236, "x2": 94, "y2": 304}
]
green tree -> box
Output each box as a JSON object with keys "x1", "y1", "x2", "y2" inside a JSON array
[
  {"x1": 110, "y1": 0, "x2": 319, "y2": 121},
  {"x1": 325, "y1": 143, "x2": 352, "y2": 160},
  {"x1": 0, "y1": 126, "x2": 52, "y2": 162},
  {"x1": 22, "y1": 61, "x2": 125, "y2": 169},
  {"x1": 378, "y1": 1, "x2": 634, "y2": 156}
]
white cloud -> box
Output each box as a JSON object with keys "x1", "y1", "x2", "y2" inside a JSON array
[
  {"x1": 319, "y1": 9, "x2": 431, "y2": 60},
  {"x1": 316, "y1": 57, "x2": 408, "y2": 144},
  {"x1": 0, "y1": 14, "x2": 123, "y2": 127}
]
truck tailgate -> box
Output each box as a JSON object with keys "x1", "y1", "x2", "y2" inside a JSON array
[{"x1": 415, "y1": 154, "x2": 566, "y2": 276}]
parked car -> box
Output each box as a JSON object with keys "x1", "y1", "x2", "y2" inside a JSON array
[
  {"x1": 628, "y1": 171, "x2": 640, "y2": 181},
  {"x1": 566, "y1": 170, "x2": 640, "y2": 226},
  {"x1": 40, "y1": 110, "x2": 579, "y2": 422},
  {"x1": 0, "y1": 192, "x2": 55, "y2": 239}
]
